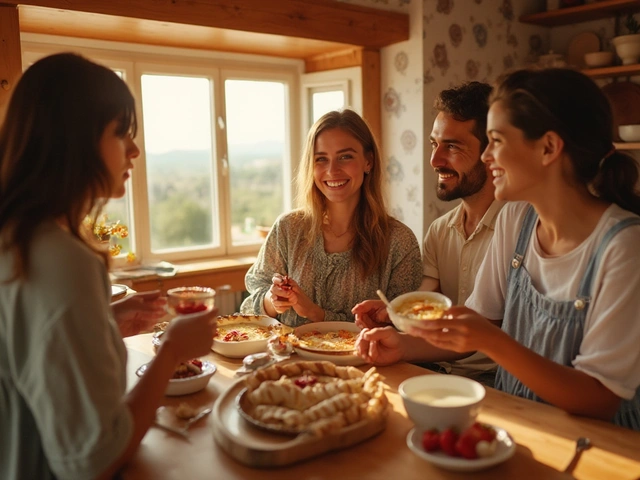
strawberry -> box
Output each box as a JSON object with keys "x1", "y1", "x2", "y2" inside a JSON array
[
  {"x1": 421, "y1": 429, "x2": 440, "y2": 452},
  {"x1": 470, "y1": 422, "x2": 497, "y2": 442},
  {"x1": 455, "y1": 430, "x2": 479, "y2": 459},
  {"x1": 439, "y1": 428, "x2": 459, "y2": 457},
  {"x1": 454, "y1": 422, "x2": 498, "y2": 459}
]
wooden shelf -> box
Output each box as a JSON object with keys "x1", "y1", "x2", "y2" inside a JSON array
[
  {"x1": 582, "y1": 63, "x2": 640, "y2": 78},
  {"x1": 520, "y1": 0, "x2": 640, "y2": 27},
  {"x1": 614, "y1": 141, "x2": 640, "y2": 149}
]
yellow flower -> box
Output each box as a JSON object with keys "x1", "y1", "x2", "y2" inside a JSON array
[{"x1": 85, "y1": 215, "x2": 132, "y2": 258}]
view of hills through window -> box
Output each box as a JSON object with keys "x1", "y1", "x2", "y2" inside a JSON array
[{"x1": 145, "y1": 140, "x2": 283, "y2": 250}]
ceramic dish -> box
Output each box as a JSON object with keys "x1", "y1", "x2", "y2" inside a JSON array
[
  {"x1": 111, "y1": 284, "x2": 128, "y2": 301},
  {"x1": 567, "y1": 31, "x2": 600, "y2": 68},
  {"x1": 387, "y1": 291, "x2": 452, "y2": 334},
  {"x1": 213, "y1": 314, "x2": 285, "y2": 358},
  {"x1": 292, "y1": 321, "x2": 365, "y2": 366},
  {"x1": 136, "y1": 360, "x2": 216, "y2": 396},
  {"x1": 406, "y1": 425, "x2": 516, "y2": 472},
  {"x1": 110, "y1": 285, "x2": 137, "y2": 306}
]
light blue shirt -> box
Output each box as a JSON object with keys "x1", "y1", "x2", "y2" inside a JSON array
[{"x1": 0, "y1": 222, "x2": 133, "y2": 480}]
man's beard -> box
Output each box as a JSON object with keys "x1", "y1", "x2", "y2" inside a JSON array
[{"x1": 435, "y1": 160, "x2": 487, "y2": 201}]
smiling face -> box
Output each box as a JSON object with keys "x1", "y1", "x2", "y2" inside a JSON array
[
  {"x1": 313, "y1": 127, "x2": 371, "y2": 208},
  {"x1": 429, "y1": 112, "x2": 489, "y2": 201},
  {"x1": 99, "y1": 119, "x2": 140, "y2": 198},
  {"x1": 482, "y1": 101, "x2": 546, "y2": 202}
]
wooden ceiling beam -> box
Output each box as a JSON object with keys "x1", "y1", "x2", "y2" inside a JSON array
[{"x1": 9, "y1": 0, "x2": 409, "y2": 48}]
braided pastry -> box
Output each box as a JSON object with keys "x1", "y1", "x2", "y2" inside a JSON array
[{"x1": 243, "y1": 361, "x2": 362, "y2": 391}]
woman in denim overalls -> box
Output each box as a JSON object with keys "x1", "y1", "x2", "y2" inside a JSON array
[{"x1": 414, "y1": 68, "x2": 640, "y2": 430}]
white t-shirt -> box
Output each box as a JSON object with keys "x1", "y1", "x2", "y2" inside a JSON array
[{"x1": 466, "y1": 201, "x2": 640, "y2": 400}]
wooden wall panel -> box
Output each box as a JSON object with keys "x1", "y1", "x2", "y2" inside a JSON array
[
  {"x1": 0, "y1": 4, "x2": 22, "y2": 123},
  {"x1": 7, "y1": 0, "x2": 409, "y2": 48}
]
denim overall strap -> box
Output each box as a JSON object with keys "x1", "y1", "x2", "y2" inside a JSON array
[
  {"x1": 508, "y1": 205, "x2": 537, "y2": 274},
  {"x1": 574, "y1": 217, "x2": 640, "y2": 430},
  {"x1": 576, "y1": 217, "x2": 640, "y2": 299},
  {"x1": 497, "y1": 211, "x2": 640, "y2": 430}
]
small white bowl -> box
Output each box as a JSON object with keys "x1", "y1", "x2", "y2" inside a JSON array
[
  {"x1": 619, "y1": 124, "x2": 640, "y2": 142},
  {"x1": 399, "y1": 374, "x2": 485, "y2": 432},
  {"x1": 213, "y1": 314, "x2": 284, "y2": 358},
  {"x1": 584, "y1": 51, "x2": 614, "y2": 68},
  {"x1": 136, "y1": 360, "x2": 216, "y2": 396},
  {"x1": 387, "y1": 291, "x2": 452, "y2": 333}
]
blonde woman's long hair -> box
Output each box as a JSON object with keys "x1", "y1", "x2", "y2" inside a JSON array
[{"x1": 296, "y1": 109, "x2": 390, "y2": 279}]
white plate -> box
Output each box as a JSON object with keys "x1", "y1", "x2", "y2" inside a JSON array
[
  {"x1": 110, "y1": 285, "x2": 137, "y2": 306},
  {"x1": 136, "y1": 360, "x2": 216, "y2": 396},
  {"x1": 292, "y1": 321, "x2": 365, "y2": 366},
  {"x1": 213, "y1": 314, "x2": 284, "y2": 358},
  {"x1": 406, "y1": 425, "x2": 516, "y2": 472}
]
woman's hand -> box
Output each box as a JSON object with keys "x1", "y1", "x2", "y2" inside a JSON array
[
  {"x1": 267, "y1": 274, "x2": 294, "y2": 314},
  {"x1": 355, "y1": 326, "x2": 404, "y2": 366},
  {"x1": 407, "y1": 306, "x2": 502, "y2": 355},
  {"x1": 352, "y1": 299, "x2": 391, "y2": 329},
  {"x1": 268, "y1": 274, "x2": 324, "y2": 322},
  {"x1": 160, "y1": 307, "x2": 218, "y2": 365},
  {"x1": 111, "y1": 290, "x2": 168, "y2": 337}
]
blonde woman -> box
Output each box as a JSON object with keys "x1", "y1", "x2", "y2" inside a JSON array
[{"x1": 241, "y1": 109, "x2": 422, "y2": 327}]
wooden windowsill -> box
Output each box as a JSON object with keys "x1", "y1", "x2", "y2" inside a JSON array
[{"x1": 111, "y1": 256, "x2": 256, "y2": 293}]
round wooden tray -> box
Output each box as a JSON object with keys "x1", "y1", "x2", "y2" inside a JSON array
[{"x1": 211, "y1": 377, "x2": 386, "y2": 467}]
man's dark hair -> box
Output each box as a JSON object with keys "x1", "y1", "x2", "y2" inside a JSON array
[{"x1": 434, "y1": 82, "x2": 492, "y2": 152}]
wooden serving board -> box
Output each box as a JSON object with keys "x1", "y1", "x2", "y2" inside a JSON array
[{"x1": 211, "y1": 377, "x2": 386, "y2": 467}]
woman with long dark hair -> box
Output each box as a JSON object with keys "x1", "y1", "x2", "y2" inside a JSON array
[{"x1": 0, "y1": 53, "x2": 217, "y2": 478}]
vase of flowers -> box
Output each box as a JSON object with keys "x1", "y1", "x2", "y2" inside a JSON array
[{"x1": 84, "y1": 215, "x2": 131, "y2": 259}]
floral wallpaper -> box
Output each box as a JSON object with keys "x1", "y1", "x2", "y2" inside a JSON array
[{"x1": 337, "y1": 0, "x2": 548, "y2": 244}]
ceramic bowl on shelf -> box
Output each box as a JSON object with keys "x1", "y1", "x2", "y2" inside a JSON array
[
  {"x1": 618, "y1": 124, "x2": 640, "y2": 142},
  {"x1": 612, "y1": 35, "x2": 640, "y2": 65},
  {"x1": 584, "y1": 51, "x2": 614, "y2": 68}
]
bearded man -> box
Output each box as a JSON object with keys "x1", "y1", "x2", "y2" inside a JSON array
[{"x1": 353, "y1": 82, "x2": 504, "y2": 386}]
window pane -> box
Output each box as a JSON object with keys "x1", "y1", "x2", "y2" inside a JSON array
[
  {"x1": 312, "y1": 90, "x2": 345, "y2": 123},
  {"x1": 140, "y1": 74, "x2": 216, "y2": 252},
  {"x1": 103, "y1": 69, "x2": 134, "y2": 259},
  {"x1": 225, "y1": 80, "x2": 286, "y2": 244}
]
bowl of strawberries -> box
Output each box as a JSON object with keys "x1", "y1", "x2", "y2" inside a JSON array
[{"x1": 406, "y1": 422, "x2": 516, "y2": 471}]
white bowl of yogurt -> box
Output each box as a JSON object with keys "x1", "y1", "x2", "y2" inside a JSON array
[{"x1": 399, "y1": 374, "x2": 485, "y2": 433}]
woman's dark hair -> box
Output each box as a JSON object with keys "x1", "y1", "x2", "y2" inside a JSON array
[
  {"x1": 491, "y1": 68, "x2": 640, "y2": 215},
  {"x1": 434, "y1": 81, "x2": 493, "y2": 152},
  {"x1": 0, "y1": 52, "x2": 137, "y2": 279}
]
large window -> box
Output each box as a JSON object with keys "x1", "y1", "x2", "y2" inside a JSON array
[
  {"x1": 22, "y1": 39, "x2": 302, "y2": 266},
  {"x1": 225, "y1": 78, "x2": 287, "y2": 244}
]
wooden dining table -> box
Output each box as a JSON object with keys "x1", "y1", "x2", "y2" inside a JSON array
[{"x1": 122, "y1": 334, "x2": 640, "y2": 480}]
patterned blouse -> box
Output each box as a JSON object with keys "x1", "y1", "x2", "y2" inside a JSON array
[{"x1": 240, "y1": 210, "x2": 423, "y2": 327}]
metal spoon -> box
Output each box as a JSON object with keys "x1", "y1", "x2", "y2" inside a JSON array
[
  {"x1": 564, "y1": 437, "x2": 592, "y2": 473},
  {"x1": 376, "y1": 290, "x2": 392, "y2": 308}
]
